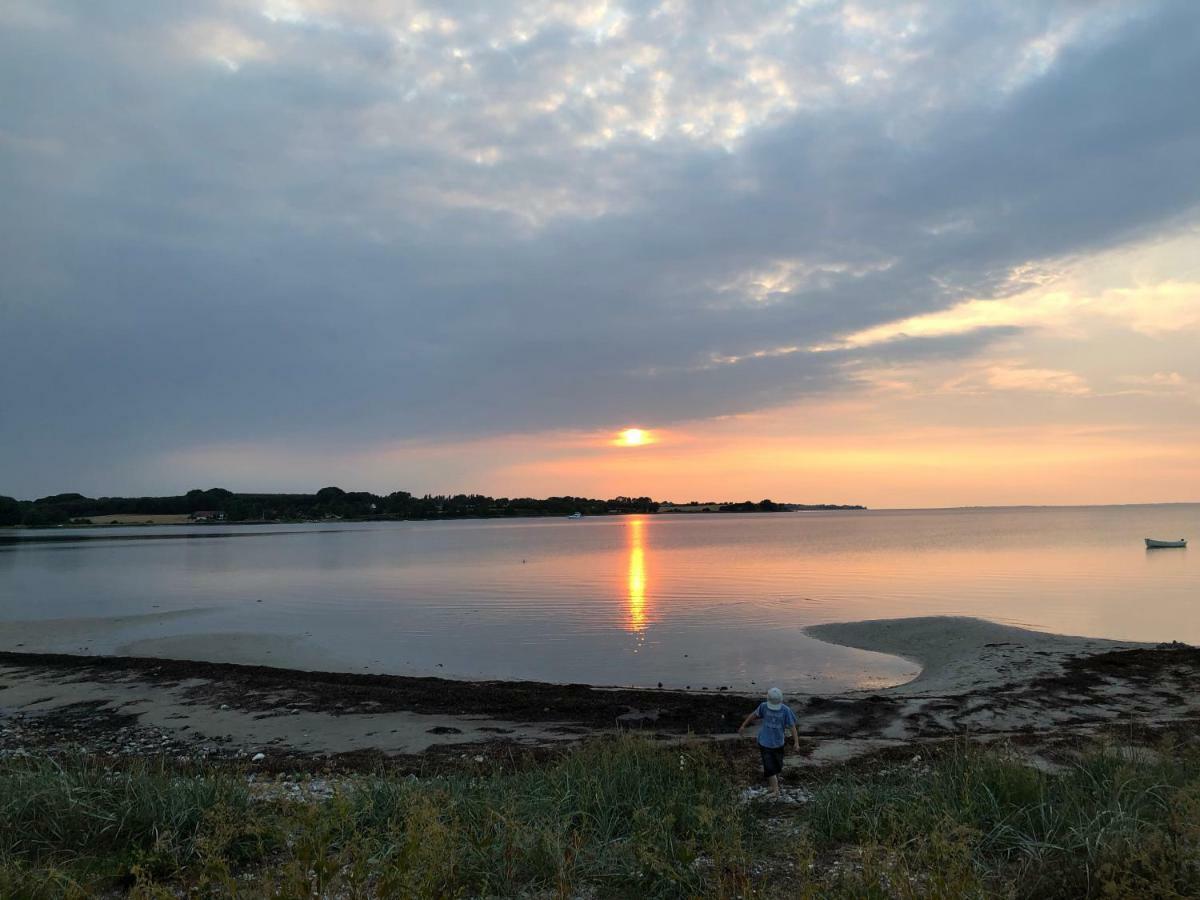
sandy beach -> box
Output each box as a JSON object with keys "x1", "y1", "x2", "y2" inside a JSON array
[
  {"x1": 3, "y1": 615, "x2": 1197, "y2": 772},
  {"x1": 805, "y1": 615, "x2": 1145, "y2": 695}
]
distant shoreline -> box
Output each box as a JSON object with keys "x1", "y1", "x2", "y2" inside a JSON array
[
  {"x1": 0, "y1": 489, "x2": 865, "y2": 529},
  {"x1": 4, "y1": 498, "x2": 1195, "y2": 532},
  {"x1": 3, "y1": 506, "x2": 870, "y2": 531}
]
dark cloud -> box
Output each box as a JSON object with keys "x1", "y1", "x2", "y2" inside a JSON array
[{"x1": 2, "y1": 0, "x2": 1198, "y2": 495}]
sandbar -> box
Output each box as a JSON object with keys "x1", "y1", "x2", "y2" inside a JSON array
[{"x1": 805, "y1": 615, "x2": 1145, "y2": 695}]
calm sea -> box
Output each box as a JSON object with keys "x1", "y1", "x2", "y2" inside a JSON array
[{"x1": 2, "y1": 505, "x2": 1196, "y2": 692}]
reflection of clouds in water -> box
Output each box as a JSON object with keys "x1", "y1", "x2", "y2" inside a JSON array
[
  {"x1": 6, "y1": 510, "x2": 1197, "y2": 689},
  {"x1": 626, "y1": 517, "x2": 648, "y2": 636}
]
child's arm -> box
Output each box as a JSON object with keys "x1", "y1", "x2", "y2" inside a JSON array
[
  {"x1": 737, "y1": 711, "x2": 760, "y2": 735},
  {"x1": 791, "y1": 722, "x2": 801, "y2": 751}
]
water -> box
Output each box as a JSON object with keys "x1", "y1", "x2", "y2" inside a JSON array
[{"x1": 2, "y1": 505, "x2": 1197, "y2": 692}]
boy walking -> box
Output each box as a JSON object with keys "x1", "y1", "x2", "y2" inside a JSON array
[{"x1": 738, "y1": 687, "x2": 800, "y2": 796}]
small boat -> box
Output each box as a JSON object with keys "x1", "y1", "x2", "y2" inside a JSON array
[
  {"x1": 1145, "y1": 538, "x2": 1187, "y2": 549},
  {"x1": 567, "y1": 512, "x2": 583, "y2": 519}
]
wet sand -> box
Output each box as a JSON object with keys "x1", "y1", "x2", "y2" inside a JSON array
[
  {"x1": 805, "y1": 616, "x2": 1145, "y2": 695},
  {"x1": 2, "y1": 616, "x2": 1198, "y2": 771},
  {"x1": 0, "y1": 608, "x2": 920, "y2": 693}
]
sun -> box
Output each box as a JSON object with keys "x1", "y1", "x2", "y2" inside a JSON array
[{"x1": 617, "y1": 428, "x2": 649, "y2": 447}]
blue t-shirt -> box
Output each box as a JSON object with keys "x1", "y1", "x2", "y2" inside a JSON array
[{"x1": 754, "y1": 702, "x2": 798, "y2": 748}]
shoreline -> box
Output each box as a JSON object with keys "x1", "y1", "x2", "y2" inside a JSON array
[
  {"x1": 4, "y1": 616, "x2": 1199, "y2": 772},
  {"x1": 804, "y1": 615, "x2": 1145, "y2": 695},
  {"x1": 1, "y1": 506, "x2": 869, "y2": 534},
  {"x1": 4, "y1": 498, "x2": 1194, "y2": 534}
]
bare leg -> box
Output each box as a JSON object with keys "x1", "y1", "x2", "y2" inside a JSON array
[{"x1": 767, "y1": 774, "x2": 780, "y2": 796}]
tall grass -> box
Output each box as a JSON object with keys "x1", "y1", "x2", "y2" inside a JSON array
[
  {"x1": 7, "y1": 738, "x2": 1198, "y2": 898},
  {"x1": 0, "y1": 740, "x2": 757, "y2": 898},
  {"x1": 338, "y1": 736, "x2": 755, "y2": 897},
  {"x1": 0, "y1": 754, "x2": 263, "y2": 896},
  {"x1": 805, "y1": 740, "x2": 1200, "y2": 897}
]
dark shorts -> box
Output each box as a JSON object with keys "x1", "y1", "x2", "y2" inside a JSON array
[{"x1": 760, "y1": 745, "x2": 785, "y2": 777}]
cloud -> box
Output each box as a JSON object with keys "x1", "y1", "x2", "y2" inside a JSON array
[
  {"x1": 832, "y1": 278, "x2": 1200, "y2": 348},
  {"x1": 979, "y1": 363, "x2": 1090, "y2": 396},
  {"x1": 2, "y1": 0, "x2": 1200, "y2": 495},
  {"x1": 1118, "y1": 372, "x2": 1188, "y2": 388},
  {"x1": 853, "y1": 358, "x2": 1092, "y2": 397}
]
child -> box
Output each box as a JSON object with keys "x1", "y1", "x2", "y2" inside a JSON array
[{"x1": 738, "y1": 687, "x2": 800, "y2": 796}]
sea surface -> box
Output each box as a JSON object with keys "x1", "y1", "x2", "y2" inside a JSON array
[{"x1": 2, "y1": 505, "x2": 1197, "y2": 692}]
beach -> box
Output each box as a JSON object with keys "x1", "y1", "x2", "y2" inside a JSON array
[
  {"x1": 4, "y1": 616, "x2": 1196, "y2": 769},
  {"x1": 6, "y1": 614, "x2": 1200, "y2": 897}
]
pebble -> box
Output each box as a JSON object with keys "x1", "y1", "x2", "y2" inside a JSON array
[
  {"x1": 739, "y1": 786, "x2": 812, "y2": 805},
  {"x1": 252, "y1": 752, "x2": 266, "y2": 762}
]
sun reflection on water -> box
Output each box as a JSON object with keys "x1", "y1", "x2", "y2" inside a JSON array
[{"x1": 627, "y1": 517, "x2": 648, "y2": 634}]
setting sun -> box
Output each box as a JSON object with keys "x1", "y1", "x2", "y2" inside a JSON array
[{"x1": 617, "y1": 428, "x2": 649, "y2": 447}]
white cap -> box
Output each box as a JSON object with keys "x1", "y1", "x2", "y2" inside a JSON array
[{"x1": 766, "y1": 687, "x2": 783, "y2": 710}]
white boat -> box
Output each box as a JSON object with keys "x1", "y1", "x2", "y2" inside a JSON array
[
  {"x1": 1145, "y1": 538, "x2": 1187, "y2": 549},
  {"x1": 567, "y1": 512, "x2": 583, "y2": 519}
]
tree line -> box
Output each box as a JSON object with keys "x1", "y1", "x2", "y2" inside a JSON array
[
  {"x1": 0, "y1": 489, "x2": 865, "y2": 528},
  {"x1": 0, "y1": 488, "x2": 661, "y2": 527}
]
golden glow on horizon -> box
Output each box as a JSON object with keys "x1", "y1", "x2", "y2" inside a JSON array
[
  {"x1": 617, "y1": 428, "x2": 650, "y2": 446},
  {"x1": 487, "y1": 415, "x2": 1200, "y2": 508},
  {"x1": 626, "y1": 517, "x2": 648, "y2": 633},
  {"x1": 828, "y1": 280, "x2": 1200, "y2": 351}
]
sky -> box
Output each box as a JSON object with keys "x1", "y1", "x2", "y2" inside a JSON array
[{"x1": 2, "y1": 0, "x2": 1199, "y2": 507}]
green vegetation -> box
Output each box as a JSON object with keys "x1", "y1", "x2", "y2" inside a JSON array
[
  {"x1": 1, "y1": 487, "x2": 867, "y2": 527},
  {"x1": 0, "y1": 739, "x2": 757, "y2": 898},
  {"x1": 806, "y1": 739, "x2": 1200, "y2": 897},
  {"x1": 0, "y1": 494, "x2": 21, "y2": 526},
  {"x1": 332, "y1": 739, "x2": 753, "y2": 898},
  {"x1": 4, "y1": 737, "x2": 1195, "y2": 897},
  {"x1": 0, "y1": 488, "x2": 661, "y2": 526},
  {"x1": 0, "y1": 755, "x2": 265, "y2": 897}
]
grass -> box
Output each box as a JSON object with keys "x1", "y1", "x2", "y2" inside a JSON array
[
  {"x1": 3, "y1": 736, "x2": 1199, "y2": 897},
  {"x1": 0, "y1": 754, "x2": 263, "y2": 897},
  {"x1": 0, "y1": 739, "x2": 760, "y2": 898},
  {"x1": 340, "y1": 737, "x2": 754, "y2": 897},
  {"x1": 805, "y1": 739, "x2": 1200, "y2": 897}
]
